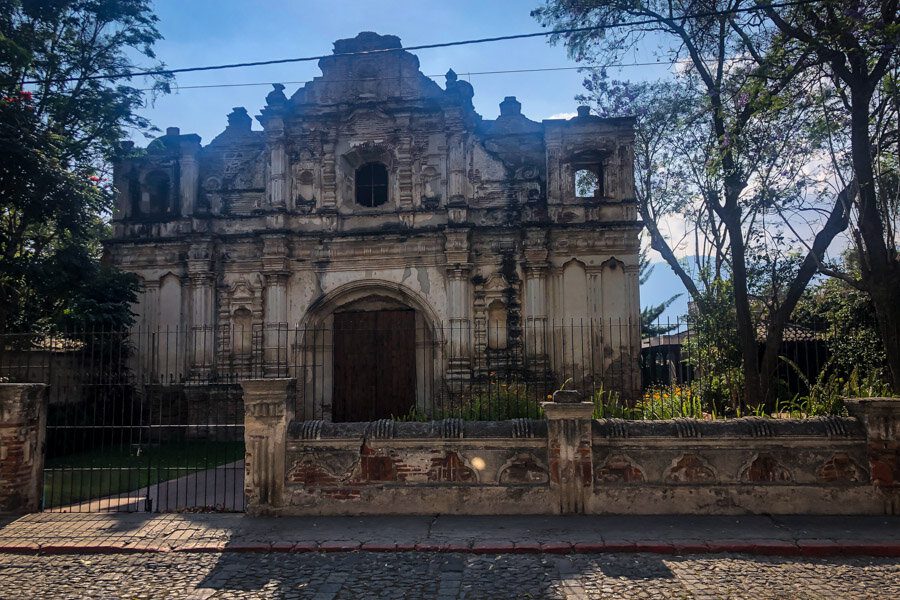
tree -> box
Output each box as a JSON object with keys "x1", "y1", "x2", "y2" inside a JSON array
[
  {"x1": 0, "y1": 0, "x2": 168, "y2": 331},
  {"x1": 794, "y1": 253, "x2": 888, "y2": 384},
  {"x1": 533, "y1": 0, "x2": 853, "y2": 408},
  {"x1": 756, "y1": 0, "x2": 900, "y2": 390}
]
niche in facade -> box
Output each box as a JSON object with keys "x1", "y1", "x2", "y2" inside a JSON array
[
  {"x1": 232, "y1": 307, "x2": 253, "y2": 356},
  {"x1": 355, "y1": 162, "x2": 389, "y2": 207},
  {"x1": 487, "y1": 300, "x2": 508, "y2": 350}
]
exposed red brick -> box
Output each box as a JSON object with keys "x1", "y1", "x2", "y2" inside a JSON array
[
  {"x1": 287, "y1": 459, "x2": 341, "y2": 486},
  {"x1": 427, "y1": 451, "x2": 476, "y2": 483},
  {"x1": 741, "y1": 454, "x2": 792, "y2": 483},
  {"x1": 666, "y1": 454, "x2": 717, "y2": 484},
  {"x1": 596, "y1": 454, "x2": 644, "y2": 484},
  {"x1": 816, "y1": 452, "x2": 864, "y2": 483}
]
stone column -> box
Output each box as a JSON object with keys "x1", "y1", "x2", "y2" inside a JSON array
[
  {"x1": 585, "y1": 265, "x2": 604, "y2": 384},
  {"x1": 523, "y1": 228, "x2": 549, "y2": 372},
  {"x1": 623, "y1": 263, "x2": 642, "y2": 400},
  {"x1": 445, "y1": 229, "x2": 472, "y2": 380},
  {"x1": 240, "y1": 378, "x2": 295, "y2": 515},
  {"x1": 846, "y1": 397, "x2": 900, "y2": 513},
  {"x1": 187, "y1": 240, "x2": 216, "y2": 379},
  {"x1": 259, "y1": 84, "x2": 289, "y2": 210},
  {"x1": 543, "y1": 390, "x2": 593, "y2": 514},
  {"x1": 262, "y1": 235, "x2": 290, "y2": 377},
  {"x1": 447, "y1": 133, "x2": 466, "y2": 203},
  {"x1": 267, "y1": 124, "x2": 287, "y2": 210},
  {"x1": 179, "y1": 136, "x2": 201, "y2": 216},
  {"x1": 0, "y1": 384, "x2": 47, "y2": 514}
]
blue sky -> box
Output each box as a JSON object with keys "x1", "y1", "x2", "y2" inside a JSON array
[{"x1": 136, "y1": 0, "x2": 685, "y2": 315}]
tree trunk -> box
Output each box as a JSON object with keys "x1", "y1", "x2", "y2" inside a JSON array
[
  {"x1": 725, "y1": 216, "x2": 765, "y2": 409},
  {"x1": 849, "y1": 91, "x2": 900, "y2": 391}
]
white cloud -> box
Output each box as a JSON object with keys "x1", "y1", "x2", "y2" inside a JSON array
[{"x1": 545, "y1": 111, "x2": 577, "y2": 120}]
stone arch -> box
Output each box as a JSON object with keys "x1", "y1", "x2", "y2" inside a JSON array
[
  {"x1": 300, "y1": 279, "x2": 442, "y2": 336},
  {"x1": 296, "y1": 280, "x2": 443, "y2": 422}
]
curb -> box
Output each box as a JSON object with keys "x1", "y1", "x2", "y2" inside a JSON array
[{"x1": 2, "y1": 541, "x2": 900, "y2": 557}]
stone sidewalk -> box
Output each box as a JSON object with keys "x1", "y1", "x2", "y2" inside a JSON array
[{"x1": 1, "y1": 513, "x2": 899, "y2": 556}]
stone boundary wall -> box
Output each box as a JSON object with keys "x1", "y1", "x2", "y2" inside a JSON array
[
  {"x1": 0, "y1": 384, "x2": 47, "y2": 514},
  {"x1": 241, "y1": 380, "x2": 900, "y2": 517}
]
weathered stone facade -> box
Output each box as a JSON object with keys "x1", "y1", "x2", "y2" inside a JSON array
[{"x1": 107, "y1": 32, "x2": 641, "y2": 418}]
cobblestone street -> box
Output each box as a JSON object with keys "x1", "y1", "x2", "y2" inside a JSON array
[{"x1": 1, "y1": 551, "x2": 898, "y2": 599}]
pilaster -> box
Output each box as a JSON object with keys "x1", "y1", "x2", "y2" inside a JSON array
[
  {"x1": 187, "y1": 240, "x2": 216, "y2": 379},
  {"x1": 445, "y1": 229, "x2": 472, "y2": 380},
  {"x1": 543, "y1": 392, "x2": 593, "y2": 514},
  {"x1": 846, "y1": 397, "x2": 900, "y2": 513},
  {"x1": 240, "y1": 378, "x2": 295, "y2": 515},
  {"x1": 262, "y1": 235, "x2": 290, "y2": 376}
]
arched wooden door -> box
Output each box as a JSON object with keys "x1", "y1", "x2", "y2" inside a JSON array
[{"x1": 332, "y1": 309, "x2": 417, "y2": 421}]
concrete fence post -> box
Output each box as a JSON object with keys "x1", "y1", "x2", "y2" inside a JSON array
[
  {"x1": 542, "y1": 390, "x2": 594, "y2": 514},
  {"x1": 0, "y1": 383, "x2": 48, "y2": 514},
  {"x1": 846, "y1": 397, "x2": 900, "y2": 514},
  {"x1": 240, "y1": 378, "x2": 295, "y2": 515}
]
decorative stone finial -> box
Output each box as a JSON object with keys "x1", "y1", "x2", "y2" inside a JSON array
[
  {"x1": 445, "y1": 68, "x2": 458, "y2": 84},
  {"x1": 499, "y1": 96, "x2": 522, "y2": 116},
  {"x1": 576, "y1": 105, "x2": 591, "y2": 118},
  {"x1": 227, "y1": 106, "x2": 252, "y2": 131},
  {"x1": 266, "y1": 83, "x2": 287, "y2": 106},
  {"x1": 166, "y1": 126, "x2": 180, "y2": 136}
]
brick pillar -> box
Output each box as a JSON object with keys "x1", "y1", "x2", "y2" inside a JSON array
[
  {"x1": 846, "y1": 397, "x2": 900, "y2": 514},
  {"x1": 543, "y1": 390, "x2": 593, "y2": 514},
  {"x1": 240, "y1": 378, "x2": 295, "y2": 515},
  {"x1": 0, "y1": 384, "x2": 47, "y2": 514}
]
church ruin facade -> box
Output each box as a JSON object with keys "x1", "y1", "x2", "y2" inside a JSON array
[{"x1": 106, "y1": 32, "x2": 642, "y2": 421}]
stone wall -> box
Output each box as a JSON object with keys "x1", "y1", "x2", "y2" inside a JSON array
[
  {"x1": 241, "y1": 379, "x2": 900, "y2": 516},
  {"x1": 0, "y1": 384, "x2": 47, "y2": 513}
]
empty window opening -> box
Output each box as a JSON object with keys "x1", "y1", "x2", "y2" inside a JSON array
[
  {"x1": 143, "y1": 170, "x2": 171, "y2": 215},
  {"x1": 355, "y1": 162, "x2": 389, "y2": 207},
  {"x1": 575, "y1": 167, "x2": 603, "y2": 198}
]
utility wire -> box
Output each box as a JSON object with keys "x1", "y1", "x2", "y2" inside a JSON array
[
  {"x1": 151, "y1": 60, "x2": 683, "y2": 93},
  {"x1": 23, "y1": 0, "x2": 820, "y2": 85}
]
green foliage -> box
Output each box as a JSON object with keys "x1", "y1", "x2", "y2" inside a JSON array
[
  {"x1": 683, "y1": 278, "x2": 745, "y2": 411},
  {"x1": 0, "y1": 0, "x2": 167, "y2": 331},
  {"x1": 775, "y1": 361, "x2": 893, "y2": 419},
  {"x1": 397, "y1": 382, "x2": 544, "y2": 421},
  {"x1": 793, "y1": 262, "x2": 889, "y2": 382}
]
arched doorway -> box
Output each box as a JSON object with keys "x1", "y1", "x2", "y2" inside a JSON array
[{"x1": 297, "y1": 281, "x2": 441, "y2": 422}]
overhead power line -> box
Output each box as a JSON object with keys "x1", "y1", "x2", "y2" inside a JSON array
[
  {"x1": 150, "y1": 60, "x2": 684, "y2": 93},
  {"x1": 23, "y1": 0, "x2": 819, "y2": 85}
]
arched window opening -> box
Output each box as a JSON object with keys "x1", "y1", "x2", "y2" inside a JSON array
[
  {"x1": 575, "y1": 167, "x2": 603, "y2": 199},
  {"x1": 143, "y1": 170, "x2": 171, "y2": 215},
  {"x1": 355, "y1": 162, "x2": 389, "y2": 207}
]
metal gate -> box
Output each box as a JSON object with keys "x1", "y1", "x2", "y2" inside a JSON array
[{"x1": 0, "y1": 328, "x2": 246, "y2": 513}]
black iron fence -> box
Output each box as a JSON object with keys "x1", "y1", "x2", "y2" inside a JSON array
[{"x1": 0, "y1": 315, "x2": 876, "y2": 512}]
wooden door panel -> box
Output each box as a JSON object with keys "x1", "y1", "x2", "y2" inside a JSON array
[{"x1": 333, "y1": 310, "x2": 416, "y2": 422}]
